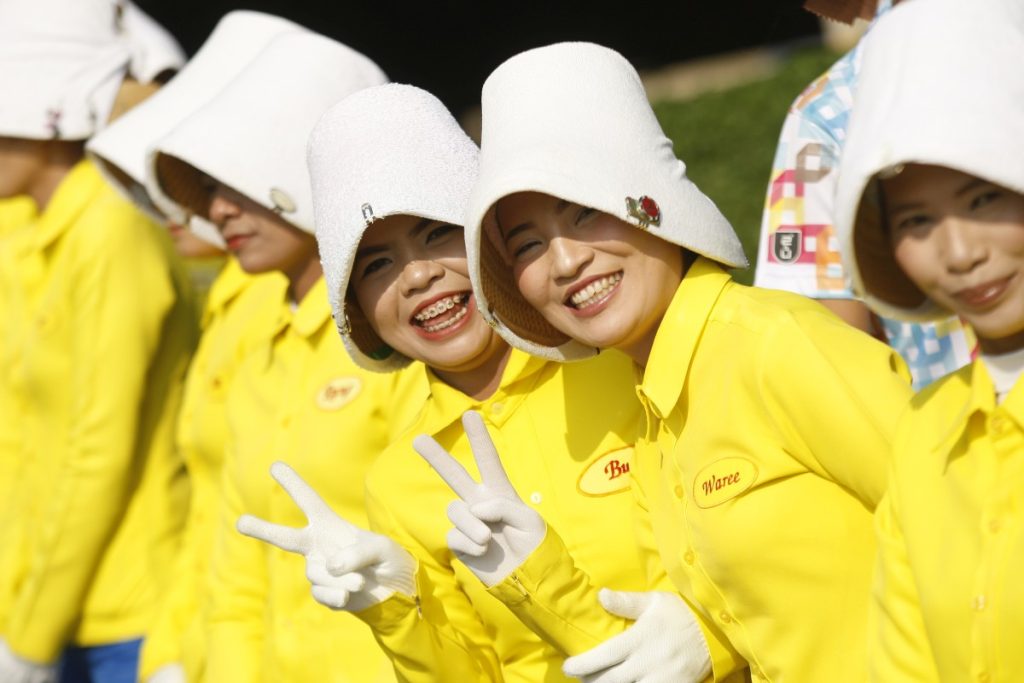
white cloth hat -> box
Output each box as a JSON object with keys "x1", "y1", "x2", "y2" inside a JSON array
[
  {"x1": 464, "y1": 41, "x2": 747, "y2": 362},
  {"x1": 150, "y1": 31, "x2": 387, "y2": 237},
  {"x1": 0, "y1": 0, "x2": 130, "y2": 140},
  {"x1": 120, "y1": 2, "x2": 185, "y2": 84},
  {"x1": 309, "y1": 84, "x2": 480, "y2": 371},
  {"x1": 88, "y1": 11, "x2": 305, "y2": 242},
  {"x1": 835, "y1": 0, "x2": 1024, "y2": 322}
]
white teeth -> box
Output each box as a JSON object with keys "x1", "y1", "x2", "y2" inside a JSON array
[
  {"x1": 414, "y1": 294, "x2": 465, "y2": 322},
  {"x1": 570, "y1": 273, "x2": 622, "y2": 307},
  {"x1": 422, "y1": 305, "x2": 469, "y2": 332}
]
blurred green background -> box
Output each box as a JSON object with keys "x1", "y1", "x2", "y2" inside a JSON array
[{"x1": 652, "y1": 46, "x2": 840, "y2": 285}]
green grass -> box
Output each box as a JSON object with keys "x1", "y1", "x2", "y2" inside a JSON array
[{"x1": 653, "y1": 46, "x2": 840, "y2": 285}]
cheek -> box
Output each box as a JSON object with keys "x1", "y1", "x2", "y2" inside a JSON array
[
  {"x1": 891, "y1": 238, "x2": 935, "y2": 290},
  {"x1": 513, "y1": 260, "x2": 554, "y2": 309}
]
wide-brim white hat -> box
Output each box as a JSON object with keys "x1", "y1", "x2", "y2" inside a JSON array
[
  {"x1": 0, "y1": 0, "x2": 130, "y2": 140},
  {"x1": 309, "y1": 84, "x2": 480, "y2": 371},
  {"x1": 464, "y1": 41, "x2": 747, "y2": 362},
  {"x1": 149, "y1": 31, "x2": 387, "y2": 236},
  {"x1": 121, "y1": 2, "x2": 185, "y2": 84},
  {"x1": 88, "y1": 11, "x2": 304, "y2": 242},
  {"x1": 835, "y1": 0, "x2": 1024, "y2": 322}
]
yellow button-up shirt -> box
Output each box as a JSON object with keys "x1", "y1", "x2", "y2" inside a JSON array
[
  {"x1": 364, "y1": 348, "x2": 650, "y2": 683},
  {"x1": 138, "y1": 259, "x2": 287, "y2": 680},
  {"x1": 204, "y1": 276, "x2": 426, "y2": 683},
  {"x1": 871, "y1": 361, "x2": 1024, "y2": 682},
  {"x1": 634, "y1": 258, "x2": 911, "y2": 682},
  {"x1": 0, "y1": 161, "x2": 198, "y2": 662}
]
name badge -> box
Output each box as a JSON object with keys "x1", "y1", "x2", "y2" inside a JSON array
[
  {"x1": 315, "y1": 377, "x2": 362, "y2": 411},
  {"x1": 693, "y1": 458, "x2": 757, "y2": 508},
  {"x1": 577, "y1": 447, "x2": 634, "y2": 497}
]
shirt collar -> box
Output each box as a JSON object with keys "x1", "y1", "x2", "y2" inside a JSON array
[
  {"x1": 33, "y1": 160, "x2": 105, "y2": 250},
  {"x1": 415, "y1": 347, "x2": 548, "y2": 437},
  {"x1": 268, "y1": 275, "x2": 331, "y2": 340},
  {"x1": 204, "y1": 257, "x2": 251, "y2": 322},
  {"x1": 640, "y1": 257, "x2": 732, "y2": 419}
]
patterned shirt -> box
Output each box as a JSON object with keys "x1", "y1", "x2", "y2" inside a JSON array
[{"x1": 753, "y1": 0, "x2": 976, "y2": 389}]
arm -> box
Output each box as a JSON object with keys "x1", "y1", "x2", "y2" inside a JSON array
[{"x1": 4, "y1": 206, "x2": 174, "y2": 663}]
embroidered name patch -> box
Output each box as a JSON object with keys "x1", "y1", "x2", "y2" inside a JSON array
[
  {"x1": 693, "y1": 458, "x2": 757, "y2": 508},
  {"x1": 315, "y1": 377, "x2": 362, "y2": 411},
  {"x1": 577, "y1": 447, "x2": 634, "y2": 497}
]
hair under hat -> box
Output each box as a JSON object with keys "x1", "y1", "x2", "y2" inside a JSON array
[
  {"x1": 464, "y1": 41, "x2": 747, "y2": 362},
  {"x1": 89, "y1": 10, "x2": 305, "y2": 240},
  {"x1": 309, "y1": 84, "x2": 480, "y2": 372},
  {"x1": 835, "y1": 0, "x2": 1024, "y2": 322},
  {"x1": 149, "y1": 31, "x2": 387, "y2": 236}
]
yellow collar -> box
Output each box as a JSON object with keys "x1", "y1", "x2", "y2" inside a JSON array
[
  {"x1": 33, "y1": 160, "x2": 105, "y2": 250},
  {"x1": 640, "y1": 257, "x2": 732, "y2": 419}
]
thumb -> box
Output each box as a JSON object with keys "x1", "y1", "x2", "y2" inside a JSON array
[{"x1": 597, "y1": 588, "x2": 652, "y2": 620}]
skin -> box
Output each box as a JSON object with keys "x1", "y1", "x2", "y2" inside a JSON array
[
  {"x1": 495, "y1": 191, "x2": 685, "y2": 367},
  {"x1": 351, "y1": 214, "x2": 511, "y2": 400},
  {"x1": 882, "y1": 163, "x2": 1024, "y2": 355},
  {"x1": 0, "y1": 136, "x2": 84, "y2": 210},
  {"x1": 208, "y1": 183, "x2": 321, "y2": 302}
]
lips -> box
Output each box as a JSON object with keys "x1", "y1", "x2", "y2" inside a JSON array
[
  {"x1": 411, "y1": 292, "x2": 473, "y2": 335},
  {"x1": 224, "y1": 234, "x2": 252, "y2": 251},
  {"x1": 564, "y1": 272, "x2": 623, "y2": 312},
  {"x1": 953, "y1": 276, "x2": 1012, "y2": 309}
]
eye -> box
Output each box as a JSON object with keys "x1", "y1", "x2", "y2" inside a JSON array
[
  {"x1": 575, "y1": 207, "x2": 597, "y2": 225},
  {"x1": 360, "y1": 256, "x2": 391, "y2": 279},
  {"x1": 425, "y1": 223, "x2": 460, "y2": 244},
  {"x1": 892, "y1": 213, "x2": 932, "y2": 234},
  {"x1": 970, "y1": 189, "x2": 1002, "y2": 211},
  {"x1": 512, "y1": 239, "x2": 542, "y2": 261}
]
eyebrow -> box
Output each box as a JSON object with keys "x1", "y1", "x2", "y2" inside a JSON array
[
  {"x1": 354, "y1": 217, "x2": 436, "y2": 263},
  {"x1": 500, "y1": 198, "x2": 572, "y2": 244},
  {"x1": 886, "y1": 177, "x2": 995, "y2": 216}
]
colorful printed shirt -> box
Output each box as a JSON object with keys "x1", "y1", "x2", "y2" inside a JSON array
[{"x1": 753, "y1": 0, "x2": 977, "y2": 389}]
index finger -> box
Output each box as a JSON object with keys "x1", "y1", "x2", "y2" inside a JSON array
[
  {"x1": 270, "y1": 461, "x2": 337, "y2": 522},
  {"x1": 412, "y1": 434, "x2": 480, "y2": 501},
  {"x1": 461, "y1": 411, "x2": 515, "y2": 496},
  {"x1": 237, "y1": 514, "x2": 309, "y2": 554}
]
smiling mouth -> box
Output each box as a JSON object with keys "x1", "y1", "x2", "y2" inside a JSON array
[
  {"x1": 566, "y1": 272, "x2": 623, "y2": 310},
  {"x1": 954, "y1": 276, "x2": 1012, "y2": 309},
  {"x1": 412, "y1": 293, "x2": 471, "y2": 333}
]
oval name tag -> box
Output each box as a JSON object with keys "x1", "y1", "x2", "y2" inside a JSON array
[
  {"x1": 577, "y1": 447, "x2": 634, "y2": 497},
  {"x1": 693, "y1": 457, "x2": 758, "y2": 508},
  {"x1": 315, "y1": 377, "x2": 362, "y2": 411}
]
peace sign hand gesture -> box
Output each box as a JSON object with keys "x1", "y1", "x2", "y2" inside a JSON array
[
  {"x1": 413, "y1": 411, "x2": 546, "y2": 587},
  {"x1": 237, "y1": 462, "x2": 417, "y2": 613}
]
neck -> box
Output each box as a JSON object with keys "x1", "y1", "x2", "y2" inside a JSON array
[
  {"x1": 287, "y1": 256, "x2": 323, "y2": 304},
  {"x1": 434, "y1": 342, "x2": 513, "y2": 401},
  {"x1": 30, "y1": 141, "x2": 84, "y2": 210}
]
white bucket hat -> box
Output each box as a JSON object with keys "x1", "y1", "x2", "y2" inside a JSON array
[
  {"x1": 464, "y1": 41, "x2": 747, "y2": 362},
  {"x1": 88, "y1": 11, "x2": 305, "y2": 241},
  {"x1": 309, "y1": 84, "x2": 480, "y2": 372},
  {"x1": 0, "y1": 0, "x2": 131, "y2": 140},
  {"x1": 120, "y1": 2, "x2": 186, "y2": 84},
  {"x1": 149, "y1": 31, "x2": 387, "y2": 237},
  {"x1": 835, "y1": 0, "x2": 1024, "y2": 322}
]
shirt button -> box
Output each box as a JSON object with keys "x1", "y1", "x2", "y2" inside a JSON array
[
  {"x1": 973, "y1": 595, "x2": 987, "y2": 611},
  {"x1": 529, "y1": 492, "x2": 542, "y2": 504},
  {"x1": 988, "y1": 518, "x2": 1003, "y2": 533},
  {"x1": 674, "y1": 484, "x2": 685, "y2": 499},
  {"x1": 683, "y1": 550, "x2": 695, "y2": 565},
  {"x1": 990, "y1": 415, "x2": 1009, "y2": 433},
  {"x1": 281, "y1": 415, "x2": 292, "y2": 428},
  {"x1": 490, "y1": 402, "x2": 504, "y2": 415},
  {"x1": 719, "y1": 611, "x2": 732, "y2": 624},
  {"x1": 978, "y1": 673, "x2": 991, "y2": 683}
]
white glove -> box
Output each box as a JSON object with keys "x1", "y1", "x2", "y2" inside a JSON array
[
  {"x1": 237, "y1": 462, "x2": 416, "y2": 612},
  {"x1": 146, "y1": 663, "x2": 186, "y2": 683},
  {"x1": 0, "y1": 640, "x2": 56, "y2": 683},
  {"x1": 413, "y1": 410, "x2": 546, "y2": 587},
  {"x1": 562, "y1": 589, "x2": 712, "y2": 683}
]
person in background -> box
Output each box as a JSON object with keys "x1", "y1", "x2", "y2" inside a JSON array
[
  {"x1": 148, "y1": 31, "x2": 424, "y2": 683},
  {"x1": 834, "y1": 0, "x2": 1024, "y2": 678},
  {"x1": 86, "y1": 11, "x2": 301, "y2": 682},
  {"x1": 0, "y1": 1, "x2": 198, "y2": 681},
  {"x1": 753, "y1": 0, "x2": 976, "y2": 389}
]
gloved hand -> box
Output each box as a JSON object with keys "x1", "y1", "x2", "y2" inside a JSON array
[
  {"x1": 413, "y1": 410, "x2": 546, "y2": 587},
  {"x1": 237, "y1": 461, "x2": 416, "y2": 612},
  {"x1": 562, "y1": 589, "x2": 712, "y2": 683},
  {"x1": 146, "y1": 663, "x2": 186, "y2": 683},
  {"x1": 0, "y1": 640, "x2": 56, "y2": 683}
]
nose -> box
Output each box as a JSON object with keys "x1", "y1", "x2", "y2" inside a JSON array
[
  {"x1": 208, "y1": 189, "x2": 241, "y2": 228},
  {"x1": 940, "y1": 217, "x2": 987, "y2": 274},
  {"x1": 549, "y1": 235, "x2": 593, "y2": 282},
  {"x1": 399, "y1": 259, "x2": 445, "y2": 296}
]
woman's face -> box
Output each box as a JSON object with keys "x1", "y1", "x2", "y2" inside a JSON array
[
  {"x1": 496, "y1": 191, "x2": 684, "y2": 363},
  {"x1": 883, "y1": 163, "x2": 1024, "y2": 354},
  {"x1": 351, "y1": 214, "x2": 506, "y2": 374},
  {"x1": 207, "y1": 182, "x2": 317, "y2": 276}
]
